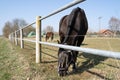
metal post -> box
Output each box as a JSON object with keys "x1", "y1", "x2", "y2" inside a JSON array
[
  {"x1": 20, "y1": 29, "x2": 24, "y2": 48},
  {"x1": 36, "y1": 16, "x2": 41, "y2": 63}
]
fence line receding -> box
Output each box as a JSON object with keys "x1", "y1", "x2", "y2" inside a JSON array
[{"x1": 9, "y1": 0, "x2": 120, "y2": 64}]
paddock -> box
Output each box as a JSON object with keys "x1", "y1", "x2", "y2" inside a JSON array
[
  {"x1": 8, "y1": 0, "x2": 120, "y2": 78},
  {"x1": 8, "y1": 37, "x2": 120, "y2": 79},
  {"x1": 9, "y1": 0, "x2": 120, "y2": 63},
  {"x1": 0, "y1": 0, "x2": 120, "y2": 80}
]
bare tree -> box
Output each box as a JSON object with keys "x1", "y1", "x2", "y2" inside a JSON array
[
  {"x1": 109, "y1": 17, "x2": 120, "y2": 35},
  {"x1": 23, "y1": 26, "x2": 35, "y2": 37},
  {"x1": 3, "y1": 18, "x2": 35, "y2": 37},
  {"x1": 44, "y1": 25, "x2": 54, "y2": 33},
  {"x1": 12, "y1": 19, "x2": 19, "y2": 32},
  {"x1": 12, "y1": 19, "x2": 28, "y2": 31},
  {"x1": 3, "y1": 21, "x2": 12, "y2": 38}
]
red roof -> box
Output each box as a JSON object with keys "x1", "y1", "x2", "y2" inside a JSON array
[{"x1": 99, "y1": 29, "x2": 113, "y2": 33}]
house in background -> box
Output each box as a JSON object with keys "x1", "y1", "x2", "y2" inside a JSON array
[{"x1": 99, "y1": 29, "x2": 114, "y2": 37}]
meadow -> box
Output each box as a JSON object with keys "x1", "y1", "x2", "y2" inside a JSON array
[{"x1": 0, "y1": 37, "x2": 120, "y2": 80}]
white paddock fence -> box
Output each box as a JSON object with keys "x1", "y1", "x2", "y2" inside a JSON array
[{"x1": 9, "y1": 0, "x2": 120, "y2": 63}]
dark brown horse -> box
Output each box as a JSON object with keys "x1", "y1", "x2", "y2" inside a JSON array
[
  {"x1": 58, "y1": 7, "x2": 88, "y2": 76},
  {"x1": 45, "y1": 32, "x2": 54, "y2": 41}
]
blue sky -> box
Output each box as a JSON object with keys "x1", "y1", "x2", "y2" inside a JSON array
[{"x1": 0, "y1": 0, "x2": 120, "y2": 35}]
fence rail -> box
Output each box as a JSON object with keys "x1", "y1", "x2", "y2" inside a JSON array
[
  {"x1": 9, "y1": 0, "x2": 120, "y2": 63},
  {"x1": 40, "y1": 0, "x2": 85, "y2": 20},
  {"x1": 39, "y1": 42, "x2": 120, "y2": 60}
]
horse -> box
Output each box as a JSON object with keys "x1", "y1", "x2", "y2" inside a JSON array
[
  {"x1": 58, "y1": 7, "x2": 88, "y2": 76},
  {"x1": 45, "y1": 32, "x2": 54, "y2": 41}
]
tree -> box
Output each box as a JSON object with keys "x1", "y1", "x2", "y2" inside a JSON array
[
  {"x1": 43, "y1": 25, "x2": 54, "y2": 33},
  {"x1": 109, "y1": 17, "x2": 120, "y2": 35},
  {"x1": 3, "y1": 21, "x2": 12, "y2": 38},
  {"x1": 3, "y1": 18, "x2": 35, "y2": 38},
  {"x1": 12, "y1": 19, "x2": 28, "y2": 32},
  {"x1": 23, "y1": 26, "x2": 35, "y2": 37}
]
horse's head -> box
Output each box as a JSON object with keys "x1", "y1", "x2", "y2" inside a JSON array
[{"x1": 58, "y1": 48, "x2": 72, "y2": 76}]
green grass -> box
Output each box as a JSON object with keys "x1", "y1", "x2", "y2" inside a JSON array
[
  {"x1": 0, "y1": 37, "x2": 120, "y2": 80},
  {"x1": 0, "y1": 37, "x2": 12, "y2": 80}
]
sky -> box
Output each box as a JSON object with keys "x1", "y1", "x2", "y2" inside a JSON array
[{"x1": 0, "y1": 0, "x2": 120, "y2": 35}]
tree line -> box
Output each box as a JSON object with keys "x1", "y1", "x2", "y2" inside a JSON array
[
  {"x1": 3, "y1": 16, "x2": 120, "y2": 38},
  {"x1": 109, "y1": 17, "x2": 120, "y2": 35},
  {"x1": 3, "y1": 18, "x2": 35, "y2": 38},
  {"x1": 2, "y1": 18, "x2": 55, "y2": 38}
]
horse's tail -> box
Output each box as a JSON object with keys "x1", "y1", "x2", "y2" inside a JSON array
[
  {"x1": 63, "y1": 7, "x2": 81, "y2": 43},
  {"x1": 81, "y1": 9, "x2": 88, "y2": 35}
]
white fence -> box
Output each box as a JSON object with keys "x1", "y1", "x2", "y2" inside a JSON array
[{"x1": 9, "y1": 0, "x2": 120, "y2": 63}]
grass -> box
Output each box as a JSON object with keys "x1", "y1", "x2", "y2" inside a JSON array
[{"x1": 0, "y1": 37, "x2": 120, "y2": 80}]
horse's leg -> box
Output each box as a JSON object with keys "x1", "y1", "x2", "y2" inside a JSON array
[
  {"x1": 51, "y1": 33, "x2": 54, "y2": 41},
  {"x1": 46, "y1": 36, "x2": 49, "y2": 42},
  {"x1": 70, "y1": 36, "x2": 78, "y2": 70},
  {"x1": 48, "y1": 36, "x2": 49, "y2": 41},
  {"x1": 60, "y1": 35, "x2": 65, "y2": 43},
  {"x1": 72, "y1": 36, "x2": 84, "y2": 70},
  {"x1": 77, "y1": 36, "x2": 84, "y2": 46},
  {"x1": 45, "y1": 36, "x2": 47, "y2": 41},
  {"x1": 71, "y1": 36, "x2": 84, "y2": 71},
  {"x1": 51, "y1": 36, "x2": 53, "y2": 41},
  {"x1": 72, "y1": 51, "x2": 78, "y2": 71}
]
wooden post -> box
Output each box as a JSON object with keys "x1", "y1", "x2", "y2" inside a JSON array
[
  {"x1": 20, "y1": 29, "x2": 24, "y2": 48},
  {"x1": 36, "y1": 16, "x2": 41, "y2": 63},
  {"x1": 12, "y1": 33, "x2": 14, "y2": 44},
  {"x1": 15, "y1": 31, "x2": 18, "y2": 45},
  {"x1": 10, "y1": 33, "x2": 12, "y2": 42},
  {"x1": 9, "y1": 34, "x2": 11, "y2": 41}
]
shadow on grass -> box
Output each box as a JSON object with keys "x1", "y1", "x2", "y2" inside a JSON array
[
  {"x1": 81, "y1": 43, "x2": 88, "y2": 46},
  {"x1": 41, "y1": 60, "x2": 58, "y2": 63},
  {"x1": 101, "y1": 62, "x2": 120, "y2": 69},
  {"x1": 24, "y1": 43, "x2": 35, "y2": 50},
  {"x1": 41, "y1": 51, "x2": 58, "y2": 63},
  {"x1": 42, "y1": 46, "x2": 57, "y2": 52},
  {"x1": 69, "y1": 52, "x2": 111, "y2": 80}
]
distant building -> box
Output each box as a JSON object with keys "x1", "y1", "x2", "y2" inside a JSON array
[{"x1": 99, "y1": 29, "x2": 114, "y2": 37}]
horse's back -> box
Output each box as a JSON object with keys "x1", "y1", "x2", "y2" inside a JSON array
[{"x1": 59, "y1": 7, "x2": 88, "y2": 45}]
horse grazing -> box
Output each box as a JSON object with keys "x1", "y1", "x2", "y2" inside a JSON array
[
  {"x1": 45, "y1": 32, "x2": 54, "y2": 41},
  {"x1": 58, "y1": 7, "x2": 88, "y2": 76}
]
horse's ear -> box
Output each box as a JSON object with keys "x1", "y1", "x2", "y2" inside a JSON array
[{"x1": 57, "y1": 40, "x2": 60, "y2": 44}]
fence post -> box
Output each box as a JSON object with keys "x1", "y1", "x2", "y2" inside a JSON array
[
  {"x1": 12, "y1": 33, "x2": 14, "y2": 44},
  {"x1": 10, "y1": 33, "x2": 12, "y2": 42},
  {"x1": 20, "y1": 29, "x2": 24, "y2": 48},
  {"x1": 9, "y1": 34, "x2": 11, "y2": 41},
  {"x1": 15, "y1": 31, "x2": 18, "y2": 45},
  {"x1": 36, "y1": 16, "x2": 41, "y2": 63}
]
